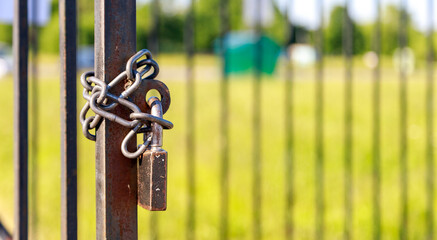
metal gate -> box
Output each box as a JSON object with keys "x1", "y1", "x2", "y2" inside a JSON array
[{"x1": 0, "y1": 0, "x2": 436, "y2": 239}]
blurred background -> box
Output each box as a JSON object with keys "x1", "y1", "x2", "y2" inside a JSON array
[{"x1": 1, "y1": 0, "x2": 437, "y2": 239}]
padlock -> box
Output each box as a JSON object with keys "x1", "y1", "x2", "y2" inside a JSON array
[{"x1": 138, "y1": 97, "x2": 168, "y2": 211}]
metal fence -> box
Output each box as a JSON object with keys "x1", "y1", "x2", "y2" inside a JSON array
[{"x1": 1, "y1": 0, "x2": 436, "y2": 239}]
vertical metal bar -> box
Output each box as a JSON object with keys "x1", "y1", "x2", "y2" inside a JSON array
[
  {"x1": 398, "y1": 1, "x2": 408, "y2": 239},
  {"x1": 13, "y1": 0, "x2": 29, "y2": 238},
  {"x1": 425, "y1": 0, "x2": 435, "y2": 239},
  {"x1": 343, "y1": 2, "x2": 353, "y2": 240},
  {"x1": 219, "y1": 0, "x2": 230, "y2": 239},
  {"x1": 149, "y1": 1, "x2": 160, "y2": 239},
  {"x1": 29, "y1": 0, "x2": 39, "y2": 237},
  {"x1": 59, "y1": 0, "x2": 77, "y2": 239},
  {"x1": 315, "y1": 0, "x2": 325, "y2": 239},
  {"x1": 94, "y1": 1, "x2": 138, "y2": 239},
  {"x1": 185, "y1": 0, "x2": 195, "y2": 239},
  {"x1": 284, "y1": 1, "x2": 294, "y2": 239},
  {"x1": 252, "y1": 0, "x2": 262, "y2": 239},
  {"x1": 372, "y1": 0, "x2": 382, "y2": 239}
]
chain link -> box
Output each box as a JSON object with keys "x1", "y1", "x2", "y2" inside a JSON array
[{"x1": 80, "y1": 49, "x2": 173, "y2": 159}]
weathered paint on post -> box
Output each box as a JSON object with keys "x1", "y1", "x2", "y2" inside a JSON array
[
  {"x1": 59, "y1": 0, "x2": 78, "y2": 239},
  {"x1": 13, "y1": 0, "x2": 29, "y2": 239},
  {"x1": 94, "y1": 0, "x2": 138, "y2": 239}
]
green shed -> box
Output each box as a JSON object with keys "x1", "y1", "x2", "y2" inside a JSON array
[{"x1": 215, "y1": 31, "x2": 281, "y2": 75}]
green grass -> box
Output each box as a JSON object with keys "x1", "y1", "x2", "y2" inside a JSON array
[{"x1": 0, "y1": 55, "x2": 436, "y2": 239}]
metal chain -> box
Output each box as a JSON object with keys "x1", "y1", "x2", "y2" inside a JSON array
[{"x1": 80, "y1": 49, "x2": 173, "y2": 159}]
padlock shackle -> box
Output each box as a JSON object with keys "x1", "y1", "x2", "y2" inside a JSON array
[{"x1": 148, "y1": 97, "x2": 163, "y2": 149}]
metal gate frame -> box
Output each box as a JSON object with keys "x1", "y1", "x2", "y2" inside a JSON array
[
  {"x1": 7, "y1": 0, "x2": 437, "y2": 239},
  {"x1": 11, "y1": 0, "x2": 140, "y2": 239}
]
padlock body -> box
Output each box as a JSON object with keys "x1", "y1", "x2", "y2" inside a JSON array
[{"x1": 138, "y1": 148, "x2": 167, "y2": 211}]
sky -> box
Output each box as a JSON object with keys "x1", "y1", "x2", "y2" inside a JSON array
[
  {"x1": 276, "y1": 0, "x2": 436, "y2": 31},
  {"x1": 0, "y1": 0, "x2": 434, "y2": 32},
  {"x1": 139, "y1": 0, "x2": 437, "y2": 32},
  {"x1": 0, "y1": 0, "x2": 51, "y2": 26}
]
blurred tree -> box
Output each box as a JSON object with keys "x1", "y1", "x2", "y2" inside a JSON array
[
  {"x1": 195, "y1": 0, "x2": 220, "y2": 52},
  {"x1": 0, "y1": 24, "x2": 12, "y2": 44},
  {"x1": 408, "y1": 25, "x2": 426, "y2": 60},
  {"x1": 38, "y1": 0, "x2": 59, "y2": 53},
  {"x1": 381, "y1": 4, "x2": 403, "y2": 55},
  {"x1": 78, "y1": 0, "x2": 94, "y2": 47},
  {"x1": 159, "y1": 12, "x2": 184, "y2": 52},
  {"x1": 324, "y1": 5, "x2": 366, "y2": 55},
  {"x1": 137, "y1": 3, "x2": 152, "y2": 51},
  {"x1": 194, "y1": 0, "x2": 256, "y2": 52},
  {"x1": 263, "y1": 2, "x2": 287, "y2": 45},
  {"x1": 380, "y1": 4, "x2": 430, "y2": 60},
  {"x1": 229, "y1": 0, "x2": 244, "y2": 31},
  {"x1": 1, "y1": 0, "x2": 431, "y2": 57},
  {"x1": 194, "y1": 0, "x2": 287, "y2": 51}
]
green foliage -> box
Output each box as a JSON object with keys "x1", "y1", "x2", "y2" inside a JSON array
[
  {"x1": 38, "y1": 12, "x2": 59, "y2": 53},
  {"x1": 381, "y1": 4, "x2": 402, "y2": 55},
  {"x1": 35, "y1": 0, "x2": 60, "y2": 53},
  {"x1": 324, "y1": 6, "x2": 367, "y2": 55},
  {"x1": 78, "y1": 0, "x2": 94, "y2": 46},
  {"x1": 379, "y1": 4, "x2": 427, "y2": 59},
  {"x1": 263, "y1": 3, "x2": 287, "y2": 45},
  {"x1": 408, "y1": 27, "x2": 427, "y2": 60},
  {"x1": 159, "y1": 13, "x2": 185, "y2": 52},
  {"x1": 0, "y1": 24, "x2": 12, "y2": 44},
  {"x1": 195, "y1": 0, "x2": 220, "y2": 52},
  {"x1": 136, "y1": 4, "x2": 152, "y2": 51},
  {"x1": 194, "y1": 0, "x2": 286, "y2": 51},
  {"x1": 0, "y1": 0, "x2": 434, "y2": 57},
  {"x1": 325, "y1": 6, "x2": 343, "y2": 54},
  {"x1": 229, "y1": 0, "x2": 244, "y2": 31}
]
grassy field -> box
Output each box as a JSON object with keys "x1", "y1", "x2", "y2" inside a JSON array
[{"x1": 0, "y1": 55, "x2": 436, "y2": 239}]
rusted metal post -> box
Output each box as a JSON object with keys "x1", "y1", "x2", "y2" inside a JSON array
[
  {"x1": 59, "y1": 0, "x2": 77, "y2": 239},
  {"x1": 94, "y1": 0, "x2": 138, "y2": 239},
  {"x1": 13, "y1": 0, "x2": 29, "y2": 239}
]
